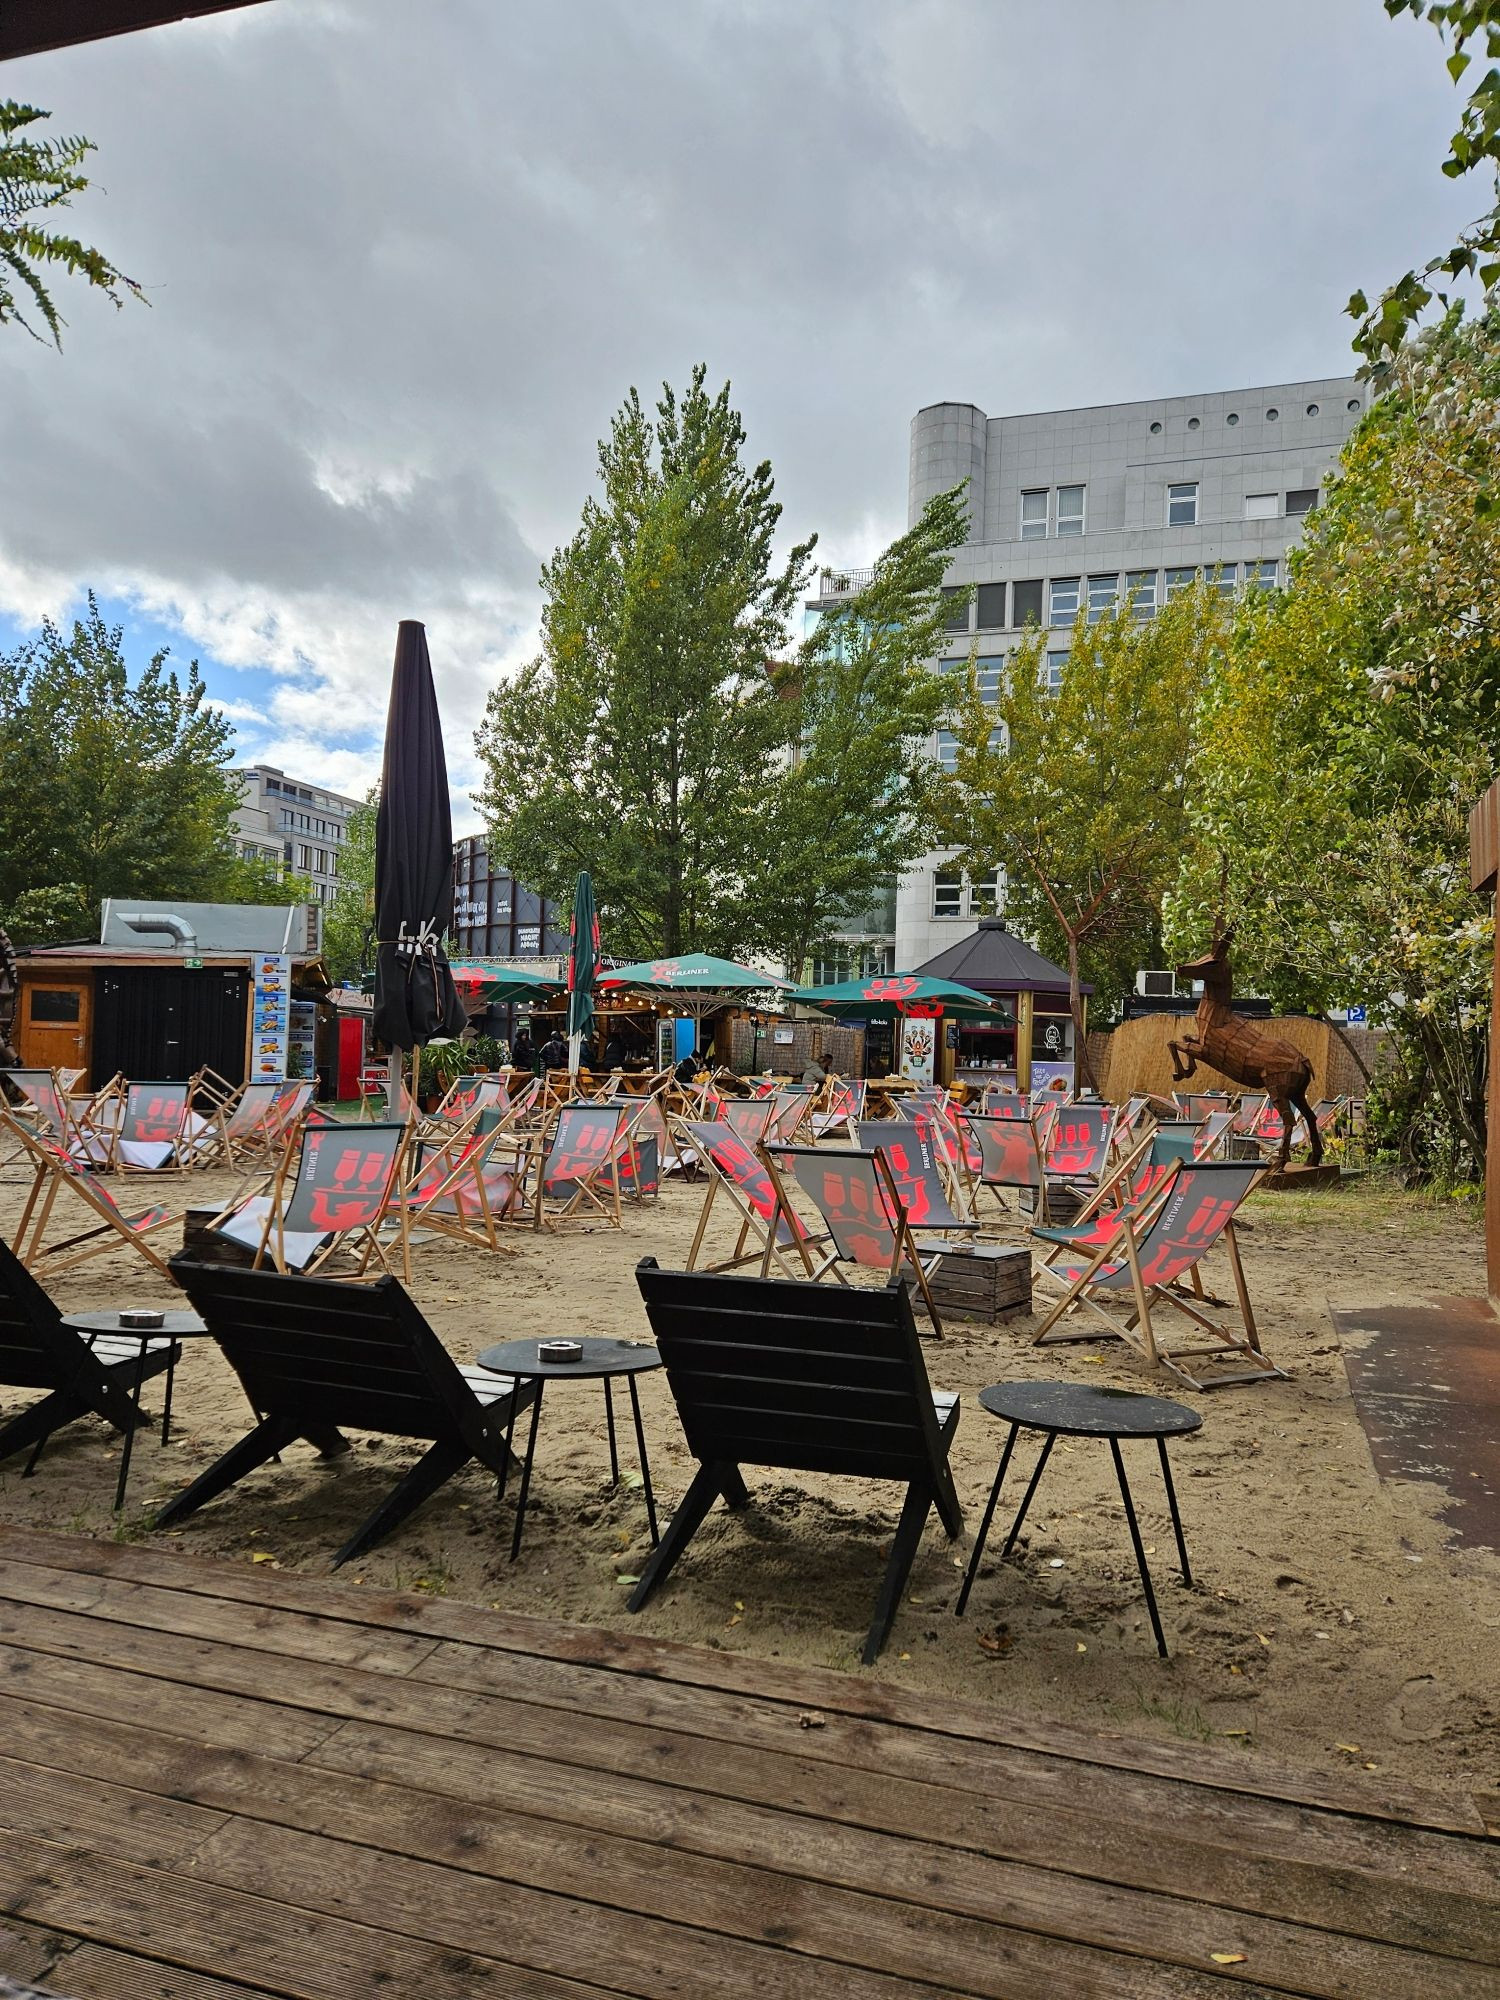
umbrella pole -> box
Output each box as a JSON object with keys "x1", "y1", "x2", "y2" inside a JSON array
[{"x1": 567, "y1": 1031, "x2": 582, "y2": 1086}]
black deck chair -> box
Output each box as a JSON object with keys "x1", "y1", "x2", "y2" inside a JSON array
[
  {"x1": 631, "y1": 1258, "x2": 962, "y2": 1664},
  {"x1": 0, "y1": 1235, "x2": 177, "y2": 1473},
  {"x1": 158, "y1": 1258, "x2": 538, "y2": 1565}
]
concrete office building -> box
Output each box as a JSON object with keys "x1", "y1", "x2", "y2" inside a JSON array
[
  {"x1": 232, "y1": 763, "x2": 363, "y2": 905},
  {"x1": 808, "y1": 373, "x2": 1367, "y2": 977}
]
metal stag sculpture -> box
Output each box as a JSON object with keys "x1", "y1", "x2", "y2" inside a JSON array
[{"x1": 1167, "y1": 933, "x2": 1322, "y2": 1171}]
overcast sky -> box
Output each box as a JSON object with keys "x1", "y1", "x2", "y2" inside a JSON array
[{"x1": 0, "y1": 0, "x2": 1478, "y2": 825}]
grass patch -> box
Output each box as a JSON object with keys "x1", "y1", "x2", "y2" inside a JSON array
[{"x1": 1118, "y1": 1685, "x2": 1215, "y2": 1743}]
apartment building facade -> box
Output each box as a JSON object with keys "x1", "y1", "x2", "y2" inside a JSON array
[
  {"x1": 809, "y1": 373, "x2": 1367, "y2": 974},
  {"x1": 232, "y1": 763, "x2": 363, "y2": 905}
]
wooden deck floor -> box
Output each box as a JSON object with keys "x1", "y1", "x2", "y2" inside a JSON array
[{"x1": 0, "y1": 1526, "x2": 1495, "y2": 2000}]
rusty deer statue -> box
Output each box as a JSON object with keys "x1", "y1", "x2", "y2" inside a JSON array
[{"x1": 1167, "y1": 934, "x2": 1322, "y2": 1171}]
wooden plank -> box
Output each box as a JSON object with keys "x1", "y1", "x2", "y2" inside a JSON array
[
  {"x1": 3, "y1": 1689, "x2": 1496, "y2": 1988},
  {"x1": 0, "y1": 1749, "x2": 227, "y2": 1868},
  {"x1": 3, "y1": 1529, "x2": 1481, "y2": 1835},
  {"x1": 5, "y1": 1592, "x2": 1496, "y2": 1925},
  {"x1": 180, "y1": 1811, "x2": 1285, "y2": 2000},
  {"x1": 0, "y1": 1914, "x2": 284, "y2": 2000},
  {"x1": 0, "y1": 1828, "x2": 617, "y2": 2000}
]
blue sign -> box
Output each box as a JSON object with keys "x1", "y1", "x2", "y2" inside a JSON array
[{"x1": 1345, "y1": 1004, "x2": 1367, "y2": 1025}]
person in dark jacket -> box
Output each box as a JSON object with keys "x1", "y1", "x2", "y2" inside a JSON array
[
  {"x1": 510, "y1": 1024, "x2": 536, "y2": 1073},
  {"x1": 539, "y1": 1030, "x2": 568, "y2": 1070}
]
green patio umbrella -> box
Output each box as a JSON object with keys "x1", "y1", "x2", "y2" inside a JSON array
[
  {"x1": 566, "y1": 871, "x2": 600, "y2": 1077},
  {"x1": 448, "y1": 959, "x2": 563, "y2": 1010},
  {"x1": 598, "y1": 953, "x2": 795, "y2": 1029},
  {"x1": 790, "y1": 973, "x2": 1003, "y2": 1021}
]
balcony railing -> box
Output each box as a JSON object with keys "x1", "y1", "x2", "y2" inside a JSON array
[{"x1": 810, "y1": 565, "x2": 875, "y2": 602}]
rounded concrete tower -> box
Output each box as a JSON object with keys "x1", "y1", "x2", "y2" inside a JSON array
[{"x1": 908, "y1": 401, "x2": 986, "y2": 537}]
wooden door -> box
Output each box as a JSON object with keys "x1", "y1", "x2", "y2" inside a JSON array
[{"x1": 18, "y1": 974, "x2": 93, "y2": 1085}]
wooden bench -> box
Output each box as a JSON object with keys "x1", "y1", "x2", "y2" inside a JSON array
[{"x1": 631, "y1": 1258, "x2": 962, "y2": 1663}]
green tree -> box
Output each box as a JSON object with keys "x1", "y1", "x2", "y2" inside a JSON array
[
  {"x1": 748, "y1": 486, "x2": 972, "y2": 976},
  {"x1": 1170, "y1": 307, "x2": 1499, "y2": 1179},
  {"x1": 1, "y1": 101, "x2": 143, "y2": 347},
  {"x1": 475, "y1": 366, "x2": 816, "y2": 959},
  {"x1": 0, "y1": 595, "x2": 245, "y2": 939},
  {"x1": 1351, "y1": 2, "x2": 1500, "y2": 370},
  {"x1": 321, "y1": 791, "x2": 379, "y2": 983},
  {"x1": 936, "y1": 585, "x2": 1228, "y2": 1079}
]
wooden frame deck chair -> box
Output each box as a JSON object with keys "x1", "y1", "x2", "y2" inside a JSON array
[
  {"x1": 4, "y1": 1116, "x2": 178, "y2": 1278},
  {"x1": 983, "y1": 1091, "x2": 1029, "y2": 1122},
  {"x1": 812, "y1": 1077, "x2": 865, "y2": 1139},
  {"x1": 960, "y1": 1111, "x2": 1049, "y2": 1226},
  {"x1": 538, "y1": 1102, "x2": 630, "y2": 1226},
  {"x1": 112, "y1": 1078, "x2": 204, "y2": 1173},
  {"x1": 210, "y1": 1120, "x2": 411, "y2": 1280},
  {"x1": 1111, "y1": 1094, "x2": 1153, "y2": 1155},
  {"x1": 193, "y1": 1080, "x2": 289, "y2": 1170},
  {"x1": 1174, "y1": 1091, "x2": 1231, "y2": 1122},
  {"x1": 1312, "y1": 1095, "x2": 1349, "y2": 1139},
  {"x1": 0, "y1": 1234, "x2": 180, "y2": 1477},
  {"x1": 766, "y1": 1088, "x2": 815, "y2": 1147},
  {"x1": 680, "y1": 1121, "x2": 820, "y2": 1279},
  {"x1": 630, "y1": 1259, "x2": 962, "y2": 1664},
  {"x1": 721, "y1": 1096, "x2": 775, "y2": 1148},
  {"x1": 1030, "y1": 1127, "x2": 1186, "y2": 1275},
  {"x1": 1194, "y1": 1109, "x2": 1236, "y2": 1160},
  {"x1": 158, "y1": 1259, "x2": 538, "y2": 1565},
  {"x1": 774, "y1": 1143, "x2": 945, "y2": 1333},
  {"x1": 356, "y1": 1071, "x2": 411, "y2": 1125},
  {"x1": 495, "y1": 1073, "x2": 543, "y2": 1130},
  {"x1": 1033, "y1": 1158, "x2": 1282, "y2": 1389},
  {"x1": 1043, "y1": 1102, "x2": 1115, "y2": 1188},
  {"x1": 2, "y1": 1068, "x2": 112, "y2": 1165},
  {"x1": 616, "y1": 1093, "x2": 678, "y2": 1189},
  {"x1": 854, "y1": 1120, "x2": 978, "y2": 1242},
  {"x1": 426, "y1": 1074, "x2": 508, "y2": 1135},
  {"x1": 1232, "y1": 1090, "x2": 1270, "y2": 1136},
  {"x1": 405, "y1": 1127, "x2": 522, "y2": 1250}
]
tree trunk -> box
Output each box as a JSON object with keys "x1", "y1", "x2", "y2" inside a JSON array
[{"x1": 1066, "y1": 931, "x2": 1097, "y2": 1091}]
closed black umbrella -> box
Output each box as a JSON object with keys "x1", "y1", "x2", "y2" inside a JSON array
[{"x1": 372, "y1": 620, "x2": 468, "y2": 1059}]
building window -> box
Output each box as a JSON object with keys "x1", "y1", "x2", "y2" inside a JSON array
[
  {"x1": 1049, "y1": 577, "x2": 1080, "y2": 626},
  {"x1": 1187, "y1": 415, "x2": 1201, "y2": 430},
  {"x1": 1043, "y1": 649, "x2": 1068, "y2": 693},
  {"x1": 1226, "y1": 412, "x2": 1240, "y2": 427},
  {"x1": 972, "y1": 656, "x2": 1004, "y2": 699},
  {"x1": 296, "y1": 844, "x2": 312, "y2": 870},
  {"x1": 1127, "y1": 569, "x2": 1158, "y2": 619},
  {"x1": 1164, "y1": 566, "x2": 1195, "y2": 600},
  {"x1": 1012, "y1": 578, "x2": 1044, "y2": 626},
  {"x1": 1086, "y1": 574, "x2": 1119, "y2": 623},
  {"x1": 265, "y1": 778, "x2": 281, "y2": 793},
  {"x1": 1244, "y1": 492, "x2": 1279, "y2": 520},
  {"x1": 941, "y1": 586, "x2": 970, "y2": 633},
  {"x1": 936, "y1": 725, "x2": 1003, "y2": 771},
  {"x1": 1056, "y1": 485, "x2": 1085, "y2": 536},
  {"x1": 1245, "y1": 558, "x2": 1277, "y2": 591},
  {"x1": 1306, "y1": 403, "x2": 1320, "y2": 417},
  {"x1": 1019, "y1": 489, "x2": 1048, "y2": 540},
  {"x1": 976, "y1": 581, "x2": 1007, "y2": 628},
  {"x1": 1285, "y1": 488, "x2": 1319, "y2": 516},
  {"x1": 1167, "y1": 482, "x2": 1198, "y2": 526},
  {"x1": 1211, "y1": 563, "x2": 1239, "y2": 598},
  {"x1": 933, "y1": 867, "x2": 1001, "y2": 918}
]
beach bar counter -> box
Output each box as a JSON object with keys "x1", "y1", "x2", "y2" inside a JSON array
[{"x1": 913, "y1": 917, "x2": 1090, "y2": 1093}]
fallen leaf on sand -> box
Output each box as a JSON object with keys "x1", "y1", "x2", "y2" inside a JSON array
[
  {"x1": 249, "y1": 1552, "x2": 276, "y2": 1565},
  {"x1": 976, "y1": 1629, "x2": 1013, "y2": 1655},
  {"x1": 1076, "y1": 1642, "x2": 1088, "y2": 1653},
  {"x1": 1335, "y1": 1742, "x2": 1361, "y2": 1755},
  {"x1": 726, "y1": 1614, "x2": 742, "y2": 1627},
  {"x1": 616, "y1": 1573, "x2": 640, "y2": 1586},
  {"x1": 1210, "y1": 1953, "x2": 1248, "y2": 1966}
]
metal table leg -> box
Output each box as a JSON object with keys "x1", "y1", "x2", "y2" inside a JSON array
[
  {"x1": 508, "y1": 1382, "x2": 545, "y2": 1562},
  {"x1": 160, "y1": 1342, "x2": 177, "y2": 1445},
  {"x1": 955, "y1": 1422, "x2": 1019, "y2": 1617},
  {"x1": 114, "y1": 1337, "x2": 149, "y2": 1513},
  {"x1": 1110, "y1": 1436, "x2": 1167, "y2": 1658},
  {"x1": 627, "y1": 1374, "x2": 659, "y2": 1546},
  {"x1": 1157, "y1": 1436, "x2": 1193, "y2": 1587},
  {"x1": 603, "y1": 1376, "x2": 620, "y2": 1485},
  {"x1": 999, "y1": 1430, "x2": 1056, "y2": 1561}
]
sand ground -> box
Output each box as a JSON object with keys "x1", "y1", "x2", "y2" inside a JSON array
[{"x1": 1, "y1": 1142, "x2": 1496, "y2": 1808}]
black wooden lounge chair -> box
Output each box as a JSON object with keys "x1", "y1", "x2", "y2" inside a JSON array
[
  {"x1": 0, "y1": 1235, "x2": 178, "y2": 1472},
  {"x1": 158, "y1": 1258, "x2": 538, "y2": 1564},
  {"x1": 631, "y1": 1258, "x2": 962, "y2": 1664}
]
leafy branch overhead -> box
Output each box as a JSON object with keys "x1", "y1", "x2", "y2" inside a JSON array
[
  {"x1": 1351, "y1": 2, "x2": 1500, "y2": 369},
  {"x1": 0, "y1": 99, "x2": 144, "y2": 347}
]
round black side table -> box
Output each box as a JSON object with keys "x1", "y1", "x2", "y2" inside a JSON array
[
  {"x1": 955, "y1": 1380, "x2": 1202, "y2": 1657},
  {"x1": 62, "y1": 1308, "x2": 207, "y2": 1512},
  {"x1": 475, "y1": 1336, "x2": 663, "y2": 1561}
]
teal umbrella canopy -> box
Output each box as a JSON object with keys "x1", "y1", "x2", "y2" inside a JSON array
[
  {"x1": 448, "y1": 960, "x2": 564, "y2": 1009},
  {"x1": 791, "y1": 973, "x2": 1004, "y2": 1021},
  {"x1": 599, "y1": 954, "x2": 796, "y2": 1023},
  {"x1": 567, "y1": 872, "x2": 600, "y2": 1044}
]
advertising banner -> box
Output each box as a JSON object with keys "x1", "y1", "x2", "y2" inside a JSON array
[{"x1": 251, "y1": 953, "x2": 292, "y2": 1081}]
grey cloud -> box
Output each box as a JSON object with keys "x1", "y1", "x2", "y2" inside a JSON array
[{"x1": 0, "y1": 0, "x2": 1484, "y2": 627}]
